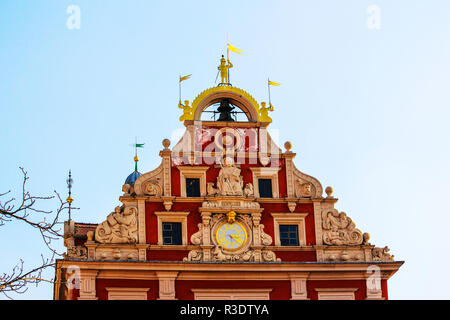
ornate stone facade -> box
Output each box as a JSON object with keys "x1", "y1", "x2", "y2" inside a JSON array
[{"x1": 57, "y1": 57, "x2": 402, "y2": 300}]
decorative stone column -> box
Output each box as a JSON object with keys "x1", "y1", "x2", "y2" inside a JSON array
[
  {"x1": 282, "y1": 143, "x2": 296, "y2": 198},
  {"x1": 159, "y1": 139, "x2": 172, "y2": 197},
  {"x1": 63, "y1": 220, "x2": 76, "y2": 256},
  {"x1": 251, "y1": 212, "x2": 261, "y2": 246},
  {"x1": 137, "y1": 198, "x2": 146, "y2": 244},
  {"x1": 201, "y1": 212, "x2": 212, "y2": 245},
  {"x1": 313, "y1": 201, "x2": 324, "y2": 245},
  {"x1": 78, "y1": 270, "x2": 99, "y2": 300},
  {"x1": 200, "y1": 211, "x2": 213, "y2": 261},
  {"x1": 156, "y1": 271, "x2": 179, "y2": 300}
]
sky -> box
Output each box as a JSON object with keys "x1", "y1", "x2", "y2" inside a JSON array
[{"x1": 1, "y1": 0, "x2": 450, "y2": 299}]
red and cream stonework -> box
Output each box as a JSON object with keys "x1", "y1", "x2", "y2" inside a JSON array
[{"x1": 55, "y1": 84, "x2": 402, "y2": 300}]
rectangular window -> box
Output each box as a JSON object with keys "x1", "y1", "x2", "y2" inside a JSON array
[
  {"x1": 186, "y1": 178, "x2": 200, "y2": 197},
  {"x1": 279, "y1": 225, "x2": 299, "y2": 246},
  {"x1": 258, "y1": 179, "x2": 273, "y2": 198},
  {"x1": 162, "y1": 222, "x2": 182, "y2": 245}
]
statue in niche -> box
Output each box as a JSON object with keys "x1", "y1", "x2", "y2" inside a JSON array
[
  {"x1": 216, "y1": 157, "x2": 243, "y2": 196},
  {"x1": 244, "y1": 183, "x2": 254, "y2": 197},
  {"x1": 95, "y1": 206, "x2": 138, "y2": 244}
]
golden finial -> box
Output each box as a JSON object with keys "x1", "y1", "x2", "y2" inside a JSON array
[
  {"x1": 227, "y1": 211, "x2": 236, "y2": 224},
  {"x1": 134, "y1": 155, "x2": 139, "y2": 162}
]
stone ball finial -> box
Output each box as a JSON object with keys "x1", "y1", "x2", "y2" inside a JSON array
[
  {"x1": 363, "y1": 232, "x2": 371, "y2": 245},
  {"x1": 284, "y1": 141, "x2": 292, "y2": 152},
  {"x1": 162, "y1": 138, "x2": 171, "y2": 150},
  {"x1": 325, "y1": 186, "x2": 333, "y2": 198}
]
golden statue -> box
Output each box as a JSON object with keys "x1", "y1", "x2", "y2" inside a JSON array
[
  {"x1": 178, "y1": 100, "x2": 193, "y2": 121},
  {"x1": 258, "y1": 102, "x2": 274, "y2": 123},
  {"x1": 218, "y1": 55, "x2": 233, "y2": 84}
]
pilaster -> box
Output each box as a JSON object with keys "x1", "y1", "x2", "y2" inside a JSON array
[
  {"x1": 156, "y1": 271, "x2": 179, "y2": 300},
  {"x1": 159, "y1": 143, "x2": 172, "y2": 197},
  {"x1": 313, "y1": 201, "x2": 324, "y2": 245},
  {"x1": 78, "y1": 269, "x2": 99, "y2": 300},
  {"x1": 288, "y1": 273, "x2": 309, "y2": 300},
  {"x1": 201, "y1": 212, "x2": 212, "y2": 245},
  {"x1": 137, "y1": 198, "x2": 146, "y2": 244},
  {"x1": 251, "y1": 212, "x2": 262, "y2": 246}
]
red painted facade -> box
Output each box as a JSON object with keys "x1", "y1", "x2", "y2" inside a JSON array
[{"x1": 56, "y1": 84, "x2": 402, "y2": 301}]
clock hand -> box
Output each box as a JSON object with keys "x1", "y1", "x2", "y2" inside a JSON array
[{"x1": 229, "y1": 234, "x2": 244, "y2": 244}]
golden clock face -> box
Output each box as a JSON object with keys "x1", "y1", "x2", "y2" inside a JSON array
[{"x1": 215, "y1": 221, "x2": 248, "y2": 251}]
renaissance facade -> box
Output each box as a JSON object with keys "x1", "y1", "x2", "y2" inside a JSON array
[{"x1": 54, "y1": 57, "x2": 402, "y2": 300}]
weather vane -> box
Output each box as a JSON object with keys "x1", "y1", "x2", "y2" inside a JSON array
[
  {"x1": 131, "y1": 137, "x2": 145, "y2": 172},
  {"x1": 66, "y1": 170, "x2": 74, "y2": 221}
]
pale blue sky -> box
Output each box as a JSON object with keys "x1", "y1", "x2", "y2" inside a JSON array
[{"x1": 1, "y1": 0, "x2": 450, "y2": 299}]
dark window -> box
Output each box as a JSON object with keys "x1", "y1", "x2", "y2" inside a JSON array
[
  {"x1": 162, "y1": 222, "x2": 182, "y2": 245},
  {"x1": 279, "y1": 225, "x2": 299, "y2": 246},
  {"x1": 258, "y1": 179, "x2": 273, "y2": 198},
  {"x1": 186, "y1": 178, "x2": 200, "y2": 197}
]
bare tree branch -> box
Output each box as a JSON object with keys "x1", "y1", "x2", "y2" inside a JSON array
[{"x1": 0, "y1": 167, "x2": 76, "y2": 298}]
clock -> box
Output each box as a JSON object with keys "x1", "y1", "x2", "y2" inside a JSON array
[{"x1": 215, "y1": 221, "x2": 248, "y2": 251}]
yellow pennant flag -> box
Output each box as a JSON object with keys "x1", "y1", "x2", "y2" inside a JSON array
[
  {"x1": 227, "y1": 43, "x2": 243, "y2": 54},
  {"x1": 179, "y1": 74, "x2": 192, "y2": 82},
  {"x1": 268, "y1": 80, "x2": 281, "y2": 86}
]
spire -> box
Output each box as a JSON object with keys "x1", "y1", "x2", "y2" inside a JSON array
[
  {"x1": 133, "y1": 137, "x2": 144, "y2": 172},
  {"x1": 125, "y1": 139, "x2": 144, "y2": 185},
  {"x1": 66, "y1": 170, "x2": 74, "y2": 221}
]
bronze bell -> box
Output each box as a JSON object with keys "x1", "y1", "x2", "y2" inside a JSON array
[{"x1": 217, "y1": 99, "x2": 235, "y2": 122}]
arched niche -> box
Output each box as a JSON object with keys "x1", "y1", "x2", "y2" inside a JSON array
[{"x1": 192, "y1": 86, "x2": 260, "y2": 122}]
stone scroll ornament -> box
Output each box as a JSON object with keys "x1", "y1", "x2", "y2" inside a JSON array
[
  {"x1": 95, "y1": 206, "x2": 138, "y2": 244},
  {"x1": 190, "y1": 223, "x2": 203, "y2": 245},
  {"x1": 322, "y1": 209, "x2": 368, "y2": 245},
  {"x1": 372, "y1": 246, "x2": 394, "y2": 261}
]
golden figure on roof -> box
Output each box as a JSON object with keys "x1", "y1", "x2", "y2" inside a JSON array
[
  {"x1": 178, "y1": 100, "x2": 193, "y2": 121},
  {"x1": 258, "y1": 102, "x2": 274, "y2": 123},
  {"x1": 218, "y1": 55, "x2": 233, "y2": 85}
]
